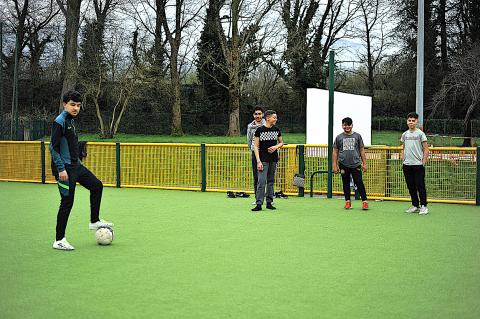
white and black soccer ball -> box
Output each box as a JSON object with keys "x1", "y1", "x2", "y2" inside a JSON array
[{"x1": 95, "y1": 226, "x2": 114, "y2": 245}]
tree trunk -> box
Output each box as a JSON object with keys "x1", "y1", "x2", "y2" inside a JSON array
[
  {"x1": 170, "y1": 45, "x2": 183, "y2": 135},
  {"x1": 439, "y1": 0, "x2": 448, "y2": 72},
  {"x1": 226, "y1": 0, "x2": 241, "y2": 136},
  {"x1": 59, "y1": 0, "x2": 81, "y2": 113},
  {"x1": 154, "y1": 0, "x2": 166, "y2": 77},
  {"x1": 94, "y1": 97, "x2": 106, "y2": 137},
  {"x1": 366, "y1": 30, "x2": 374, "y2": 97},
  {"x1": 227, "y1": 70, "x2": 241, "y2": 136},
  {"x1": 30, "y1": 54, "x2": 41, "y2": 103}
]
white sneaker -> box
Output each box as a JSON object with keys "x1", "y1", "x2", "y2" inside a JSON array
[
  {"x1": 405, "y1": 206, "x2": 419, "y2": 213},
  {"x1": 53, "y1": 238, "x2": 75, "y2": 251},
  {"x1": 419, "y1": 206, "x2": 429, "y2": 215},
  {"x1": 89, "y1": 220, "x2": 114, "y2": 230}
]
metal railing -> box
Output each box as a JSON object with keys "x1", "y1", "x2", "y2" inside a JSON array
[{"x1": 0, "y1": 141, "x2": 478, "y2": 205}]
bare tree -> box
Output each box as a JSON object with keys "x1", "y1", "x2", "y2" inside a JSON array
[
  {"x1": 26, "y1": 0, "x2": 60, "y2": 102},
  {"x1": 244, "y1": 64, "x2": 282, "y2": 104},
  {"x1": 281, "y1": 0, "x2": 359, "y2": 91},
  {"x1": 216, "y1": 0, "x2": 278, "y2": 136},
  {"x1": 356, "y1": 0, "x2": 391, "y2": 97},
  {"x1": 1, "y1": 0, "x2": 30, "y2": 73},
  {"x1": 429, "y1": 44, "x2": 480, "y2": 140},
  {"x1": 81, "y1": 21, "x2": 141, "y2": 138},
  {"x1": 124, "y1": 0, "x2": 168, "y2": 77},
  {"x1": 157, "y1": 0, "x2": 204, "y2": 135},
  {"x1": 56, "y1": 0, "x2": 82, "y2": 113},
  {"x1": 107, "y1": 48, "x2": 142, "y2": 137}
]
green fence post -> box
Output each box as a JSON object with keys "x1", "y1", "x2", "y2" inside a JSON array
[
  {"x1": 0, "y1": 22, "x2": 3, "y2": 117},
  {"x1": 327, "y1": 50, "x2": 335, "y2": 198},
  {"x1": 298, "y1": 145, "x2": 305, "y2": 197},
  {"x1": 385, "y1": 149, "x2": 391, "y2": 198},
  {"x1": 41, "y1": 141, "x2": 46, "y2": 184},
  {"x1": 477, "y1": 147, "x2": 480, "y2": 206},
  {"x1": 201, "y1": 144, "x2": 206, "y2": 192},
  {"x1": 116, "y1": 143, "x2": 121, "y2": 188}
]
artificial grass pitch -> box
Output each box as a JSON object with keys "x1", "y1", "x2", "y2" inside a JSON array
[{"x1": 0, "y1": 182, "x2": 479, "y2": 319}]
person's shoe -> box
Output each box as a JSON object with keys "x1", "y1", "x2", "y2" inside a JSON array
[
  {"x1": 89, "y1": 220, "x2": 114, "y2": 230},
  {"x1": 235, "y1": 192, "x2": 250, "y2": 198},
  {"x1": 344, "y1": 201, "x2": 351, "y2": 209},
  {"x1": 266, "y1": 204, "x2": 276, "y2": 210},
  {"x1": 362, "y1": 201, "x2": 369, "y2": 210},
  {"x1": 419, "y1": 205, "x2": 429, "y2": 215},
  {"x1": 251, "y1": 205, "x2": 262, "y2": 212},
  {"x1": 53, "y1": 238, "x2": 75, "y2": 251},
  {"x1": 405, "y1": 206, "x2": 419, "y2": 213}
]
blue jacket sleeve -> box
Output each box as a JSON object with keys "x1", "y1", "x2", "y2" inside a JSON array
[{"x1": 49, "y1": 122, "x2": 65, "y2": 172}]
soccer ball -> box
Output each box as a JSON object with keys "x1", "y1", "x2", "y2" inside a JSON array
[{"x1": 95, "y1": 226, "x2": 114, "y2": 245}]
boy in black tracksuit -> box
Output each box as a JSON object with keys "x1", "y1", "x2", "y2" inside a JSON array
[{"x1": 50, "y1": 90, "x2": 112, "y2": 251}]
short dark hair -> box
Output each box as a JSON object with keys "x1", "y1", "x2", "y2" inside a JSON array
[
  {"x1": 62, "y1": 90, "x2": 82, "y2": 103},
  {"x1": 264, "y1": 110, "x2": 276, "y2": 118},
  {"x1": 253, "y1": 106, "x2": 264, "y2": 113},
  {"x1": 407, "y1": 112, "x2": 418, "y2": 119},
  {"x1": 342, "y1": 117, "x2": 353, "y2": 125}
]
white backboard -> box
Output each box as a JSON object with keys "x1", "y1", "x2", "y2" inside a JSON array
[{"x1": 306, "y1": 88, "x2": 372, "y2": 145}]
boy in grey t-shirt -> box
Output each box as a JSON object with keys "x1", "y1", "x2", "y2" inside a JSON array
[
  {"x1": 333, "y1": 117, "x2": 368, "y2": 210},
  {"x1": 401, "y1": 112, "x2": 429, "y2": 215}
]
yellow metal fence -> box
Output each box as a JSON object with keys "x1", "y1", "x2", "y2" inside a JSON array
[{"x1": 0, "y1": 141, "x2": 478, "y2": 204}]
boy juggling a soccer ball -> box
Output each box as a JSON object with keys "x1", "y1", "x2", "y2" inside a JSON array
[
  {"x1": 401, "y1": 112, "x2": 429, "y2": 215},
  {"x1": 50, "y1": 90, "x2": 113, "y2": 251},
  {"x1": 332, "y1": 117, "x2": 369, "y2": 210},
  {"x1": 251, "y1": 110, "x2": 284, "y2": 212}
]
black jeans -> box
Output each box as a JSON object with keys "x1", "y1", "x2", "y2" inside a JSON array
[
  {"x1": 402, "y1": 164, "x2": 427, "y2": 207},
  {"x1": 251, "y1": 152, "x2": 258, "y2": 196},
  {"x1": 54, "y1": 165, "x2": 103, "y2": 240},
  {"x1": 339, "y1": 163, "x2": 367, "y2": 201}
]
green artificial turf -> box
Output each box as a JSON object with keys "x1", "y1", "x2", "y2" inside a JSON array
[{"x1": 1, "y1": 182, "x2": 479, "y2": 318}]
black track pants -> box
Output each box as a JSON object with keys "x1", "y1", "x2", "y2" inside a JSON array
[
  {"x1": 402, "y1": 164, "x2": 427, "y2": 207},
  {"x1": 54, "y1": 165, "x2": 103, "y2": 240},
  {"x1": 339, "y1": 163, "x2": 367, "y2": 201}
]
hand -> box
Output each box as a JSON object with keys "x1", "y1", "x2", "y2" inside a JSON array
[
  {"x1": 267, "y1": 146, "x2": 277, "y2": 153},
  {"x1": 333, "y1": 166, "x2": 339, "y2": 174},
  {"x1": 257, "y1": 162, "x2": 264, "y2": 172},
  {"x1": 59, "y1": 170, "x2": 68, "y2": 182},
  {"x1": 362, "y1": 163, "x2": 367, "y2": 172}
]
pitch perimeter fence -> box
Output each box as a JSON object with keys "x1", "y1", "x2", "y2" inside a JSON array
[{"x1": 0, "y1": 142, "x2": 478, "y2": 205}]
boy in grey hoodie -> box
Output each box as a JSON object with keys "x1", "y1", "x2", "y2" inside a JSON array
[{"x1": 247, "y1": 106, "x2": 265, "y2": 196}]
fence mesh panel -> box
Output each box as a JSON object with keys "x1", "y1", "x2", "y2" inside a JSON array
[{"x1": 0, "y1": 142, "x2": 476, "y2": 203}]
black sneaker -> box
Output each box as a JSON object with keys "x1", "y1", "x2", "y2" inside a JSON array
[
  {"x1": 266, "y1": 204, "x2": 276, "y2": 210},
  {"x1": 227, "y1": 191, "x2": 236, "y2": 198},
  {"x1": 251, "y1": 205, "x2": 262, "y2": 212}
]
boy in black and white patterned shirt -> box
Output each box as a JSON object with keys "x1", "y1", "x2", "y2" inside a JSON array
[{"x1": 251, "y1": 110, "x2": 284, "y2": 211}]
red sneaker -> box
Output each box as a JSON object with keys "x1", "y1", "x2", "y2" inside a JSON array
[
  {"x1": 362, "y1": 201, "x2": 369, "y2": 210},
  {"x1": 344, "y1": 201, "x2": 351, "y2": 209}
]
